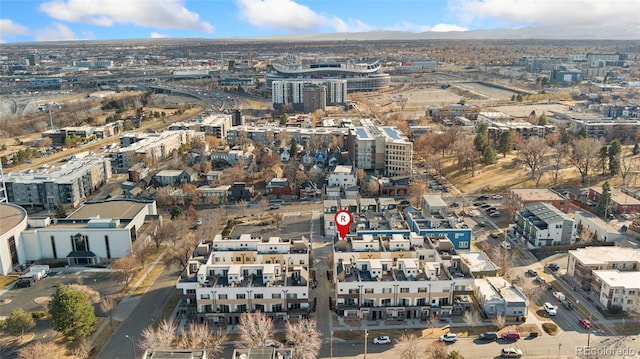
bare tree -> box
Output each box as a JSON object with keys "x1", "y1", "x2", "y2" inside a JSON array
[
  {"x1": 490, "y1": 313, "x2": 506, "y2": 330},
  {"x1": 395, "y1": 333, "x2": 425, "y2": 359},
  {"x1": 620, "y1": 153, "x2": 639, "y2": 186},
  {"x1": 429, "y1": 340, "x2": 448, "y2": 359},
  {"x1": 549, "y1": 144, "x2": 569, "y2": 188},
  {"x1": 285, "y1": 318, "x2": 322, "y2": 359},
  {"x1": 68, "y1": 284, "x2": 101, "y2": 304},
  {"x1": 463, "y1": 310, "x2": 482, "y2": 328},
  {"x1": 165, "y1": 233, "x2": 197, "y2": 270},
  {"x1": 17, "y1": 341, "x2": 61, "y2": 359},
  {"x1": 99, "y1": 295, "x2": 117, "y2": 328},
  {"x1": 132, "y1": 240, "x2": 154, "y2": 267},
  {"x1": 426, "y1": 315, "x2": 437, "y2": 334},
  {"x1": 273, "y1": 213, "x2": 284, "y2": 230},
  {"x1": 74, "y1": 337, "x2": 93, "y2": 359},
  {"x1": 178, "y1": 321, "x2": 227, "y2": 359},
  {"x1": 517, "y1": 137, "x2": 549, "y2": 187},
  {"x1": 489, "y1": 245, "x2": 514, "y2": 278},
  {"x1": 237, "y1": 311, "x2": 274, "y2": 348},
  {"x1": 110, "y1": 256, "x2": 139, "y2": 289},
  {"x1": 140, "y1": 318, "x2": 178, "y2": 351},
  {"x1": 570, "y1": 138, "x2": 602, "y2": 185}
]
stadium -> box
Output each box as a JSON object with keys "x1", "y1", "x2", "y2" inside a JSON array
[{"x1": 265, "y1": 55, "x2": 391, "y2": 92}]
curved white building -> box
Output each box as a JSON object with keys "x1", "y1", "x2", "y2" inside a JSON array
[{"x1": 0, "y1": 203, "x2": 28, "y2": 275}]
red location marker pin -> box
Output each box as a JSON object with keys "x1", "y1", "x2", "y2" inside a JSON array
[{"x1": 334, "y1": 209, "x2": 353, "y2": 240}]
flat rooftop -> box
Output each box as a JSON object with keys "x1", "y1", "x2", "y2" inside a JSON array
[
  {"x1": 458, "y1": 252, "x2": 497, "y2": 272},
  {"x1": 0, "y1": 203, "x2": 27, "y2": 234},
  {"x1": 593, "y1": 270, "x2": 640, "y2": 290},
  {"x1": 67, "y1": 200, "x2": 149, "y2": 220},
  {"x1": 570, "y1": 247, "x2": 640, "y2": 266}
]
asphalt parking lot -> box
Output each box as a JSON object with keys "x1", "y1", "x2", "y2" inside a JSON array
[{"x1": 0, "y1": 269, "x2": 122, "y2": 315}]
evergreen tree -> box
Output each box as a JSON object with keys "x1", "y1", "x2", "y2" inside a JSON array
[
  {"x1": 560, "y1": 130, "x2": 573, "y2": 145},
  {"x1": 609, "y1": 140, "x2": 621, "y2": 175},
  {"x1": 48, "y1": 285, "x2": 97, "y2": 340},
  {"x1": 633, "y1": 143, "x2": 639, "y2": 155},
  {"x1": 538, "y1": 113, "x2": 549, "y2": 126},
  {"x1": 289, "y1": 138, "x2": 298, "y2": 158},
  {"x1": 2, "y1": 308, "x2": 35, "y2": 338},
  {"x1": 599, "y1": 146, "x2": 609, "y2": 175},
  {"x1": 482, "y1": 146, "x2": 497, "y2": 165},
  {"x1": 497, "y1": 131, "x2": 513, "y2": 157},
  {"x1": 54, "y1": 202, "x2": 67, "y2": 218},
  {"x1": 474, "y1": 123, "x2": 495, "y2": 164},
  {"x1": 577, "y1": 127, "x2": 588, "y2": 139},
  {"x1": 596, "y1": 181, "x2": 613, "y2": 219}
]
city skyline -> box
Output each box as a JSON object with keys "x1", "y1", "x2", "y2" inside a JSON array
[{"x1": 1, "y1": 0, "x2": 639, "y2": 43}]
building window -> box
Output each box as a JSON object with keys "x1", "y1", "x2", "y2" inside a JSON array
[
  {"x1": 254, "y1": 293, "x2": 263, "y2": 299},
  {"x1": 459, "y1": 241, "x2": 469, "y2": 248},
  {"x1": 219, "y1": 294, "x2": 227, "y2": 300},
  {"x1": 272, "y1": 293, "x2": 282, "y2": 299},
  {"x1": 237, "y1": 294, "x2": 246, "y2": 300},
  {"x1": 104, "y1": 236, "x2": 111, "y2": 259},
  {"x1": 382, "y1": 288, "x2": 392, "y2": 294},
  {"x1": 7, "y1": 236, "x2": 18, "y2": 267},
  {"x1": 201, "y1": 294, "x2": 210, "y2": 300},
  {"x1": 400, "y1": 288, "x2": 409, "y2": 293},
  {"x1": 381, "y1": 298, "x2": 391, "y2": 306},
  {"x1": 418, "y1": 287, "x2": 427, "y2": 293},
  {"x1": 50, "y1": 236, "x2": 57, "y2": 259},
  {"x1": 365, "y1": 288, "x2": 374, "y2": 294}
]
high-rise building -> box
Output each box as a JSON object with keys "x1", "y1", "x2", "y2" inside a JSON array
[{"x1": 302, "y1": 84, "x2": 326, "y2": 113}]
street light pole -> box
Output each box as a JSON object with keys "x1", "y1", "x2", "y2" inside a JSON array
[
  {"x1": 330, "y1": 330, "x2": 334, "y2": 359},
  {"x1": 363, "y1": 328, "x2": 368, "y2": 359},
  {"x1": 125, "y1": 335, "x2": 137, "y2": 359}
]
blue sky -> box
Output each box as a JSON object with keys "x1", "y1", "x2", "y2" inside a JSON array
[{"x1": 1, "y1": 0, "x2": 638, "y2": 43}]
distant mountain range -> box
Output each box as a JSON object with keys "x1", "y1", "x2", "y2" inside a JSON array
[{"x1": 247, "y1": 25, "x2": 640, "y2": 41}]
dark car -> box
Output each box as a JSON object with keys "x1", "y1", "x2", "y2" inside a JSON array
[
  {"x1": 479, "y1": 332, "x2": 499, "y2": 341},
  {"x1": 548, "y1": 263, "x2": 560, "y2": 271},
  {"x1": 14, "y1": 279, "x2": 32, "y2": 288},
  {"x1": 476, "y1": 195, "x2": 489, "y2": 200}
]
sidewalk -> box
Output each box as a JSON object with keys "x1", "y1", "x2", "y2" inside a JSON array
[{"x1": 89, "y1": 248, "x2": 168, "y2": 344}]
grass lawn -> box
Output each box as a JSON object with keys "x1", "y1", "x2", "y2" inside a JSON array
[
  {"x1": 0, "y1": 276, "x2": 16, "y2": 288},
  {"x1": 132, "y1": 265, "x2": 165, "y2": 297},
  {"x1": 615, "y1": 321, "x2": 640, "y2": 335}
]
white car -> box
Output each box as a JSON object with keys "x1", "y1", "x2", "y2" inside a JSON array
[
  {"x1": 439, "y1": 333, "x2": 458, "y2": 342},
  {"x1": 492, "y1": 195, "x2": 503, "y2": 200},
  {"x1": 544, "y1": 302, "x2": 557, "y2": 316},
  {"x1": 553, "y1": 292, "x2": 566, "y2": 301},
  {"x1": 373, "y1": 335, "x2": 391, "y2": 344}
]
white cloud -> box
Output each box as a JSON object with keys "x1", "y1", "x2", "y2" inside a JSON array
[
  {"x1": 151, "y1": 32, "x2": 168, "y2": 38},
  {"x1": 34, "y1": 22, "x2": 77, "y2": 41},
  {"x1": 387, "y1": 22, "x2": 467, "y2": 33},
  {"x1": 39, "y1": 0, "x2": 214, "y2": 32},
  {"x1": 451, "y1": 0, "x2": 640, "y2": 26},
  {"x1": 0, "y1": 19, "x2": 28, "y2": 37},
  {"x1": 236, "y1": 0, "x2": 371, "y2": 33}
]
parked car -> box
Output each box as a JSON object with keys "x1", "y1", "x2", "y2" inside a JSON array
[
  {"x1": 476, "y1": 195, "x2": 489, "y2": 200},
  {"x1": 373, "y1": 335, "x2": 391, "y2": 344},
  {"x1": 527, "y1": 268, "x2": 538, "y2": 277},
  {"x1": 478, "y1": 221, "x2": 486, "y2": 227},
  {"x1": 528, "y1": 332, "x2": 539, "y2": 338},
  {"x1": 501, "y1": 241, "x2": 512, "y2": 250},
  {"x1": 553, "y1": 292, "x2": 566, "y2": 301},
  {"x1": 490, "y1": 211, "x2": 500, "y2": 217},
  {"x1": 501, "y1": 332, "x2": 521, "y2": 340},
  {"x1": 480, "y1": 203, "x2": 492, "y2": 209},
  {"x1": 478, "y1": 332, "x2": 499, "y2": 341},
  {"x1": 269, "y1": 203, "x2": 281, "y2": 210},
  {"x1": 544, "y1": 302, "x2": 558, "y2": 316},
  {"x1": 579, "y1": 318, "x2": 591, "y2": 329},
  {"x1": 14, "y1": 279, "x2": 32, "y2": 288},
  {"x1": 548, "y1": 263, "x2": 560, "y2": 271},
  {"x1": 439, "y1": 333, "x2": 458, "y2": 342},
  {"x1": 535, "y1": 275, "x2": 545, "y2": 283},
  {"x1": 490, "y1": 233, "x2": 499, "y2": 239},
  {"x1": 501, "y1": 348, "x2": 523, "y2": 358},
  {"x1": 492, "y1": 194, "x2": 504, "y2": 200}
]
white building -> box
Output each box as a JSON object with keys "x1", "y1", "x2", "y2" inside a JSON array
[
  {"x1": 474, "y1": 277, "x2": 529, "y2": 318},
  {"x1": 271, "y1": 79, "x2": 347, "y2": 107},
  {"x1": 513, "y1": 202, "x2": 577, "y2": 247},
  {"x1": 574, "y1": 211, "x2": 624, "y2": 243},
  {"x1": 19, "y1": 200, "x2": 158, "y2": 266},
  {"x1": 567, "y1": 246, "x2": 640, "y2": 290},
  {"x1": 327, "y1": 165, "x2": 357, "y2": 188},
  {"x1": 0, "y1": 203, "x2": 29, "y2": 275},
  {"x1": 591, "y1": 270, "x2": 640, "y2": 312}
]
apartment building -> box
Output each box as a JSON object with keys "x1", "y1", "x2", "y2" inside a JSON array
[
  {"x1": 567, "y1": 246, "x2": 640, "y2": 290},
  {"x1": 332, "y1": 233, "x2": 475, "y2": 320},
  {"x1": 509, "y1": 188, "x2": 568, "y2": 212},
  {"x1": 226, "y1": 125, "x2": 349, "y2": 150},
  {"x1": 569, "y1": 118, "x2": 640, "y2": 141},
  {"x1": 591, "y1": 270, "x2": 640, "y2": 312},
  {"x1": 271, "y1": 79, "x2": 347, "y2": 109},
  {"x1": 351, "y1": 119, "x2": 413, "y2": 177},
  {"x1": 513, "y1": 202, "x2": 577, "y2": 247},
  {"x1": 5, "y1": 156, "x2": 112, "y2": 209},
  {"x1": 587, "y1": 187, "x2": 640, "y2": 215},
  {"x1": 574, "y1": 211, "x2": 624, "y2": 243},
  {"x1": 168, "y1": 114, "x2": 233, "y2": 139},
  {"x1": 112, "y1": 130, "x2": 204, "y2": 173},
  {"x1": 327, "y1": 165, "x2": 357, "y2": 188},
  {"x1": 176, "y1": 233, "x2": 311, "y2": 324}
]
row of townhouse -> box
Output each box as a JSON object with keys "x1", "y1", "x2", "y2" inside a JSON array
[
  {"x1": 566, "y1": 246, "x2": 640, "y2": 312},
  {"x1": 332, "y1": 232, "x2": 526, "y2": 320},
  {"x1": 176, "y1": 233, "x2": 312, "y2": 325}
]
